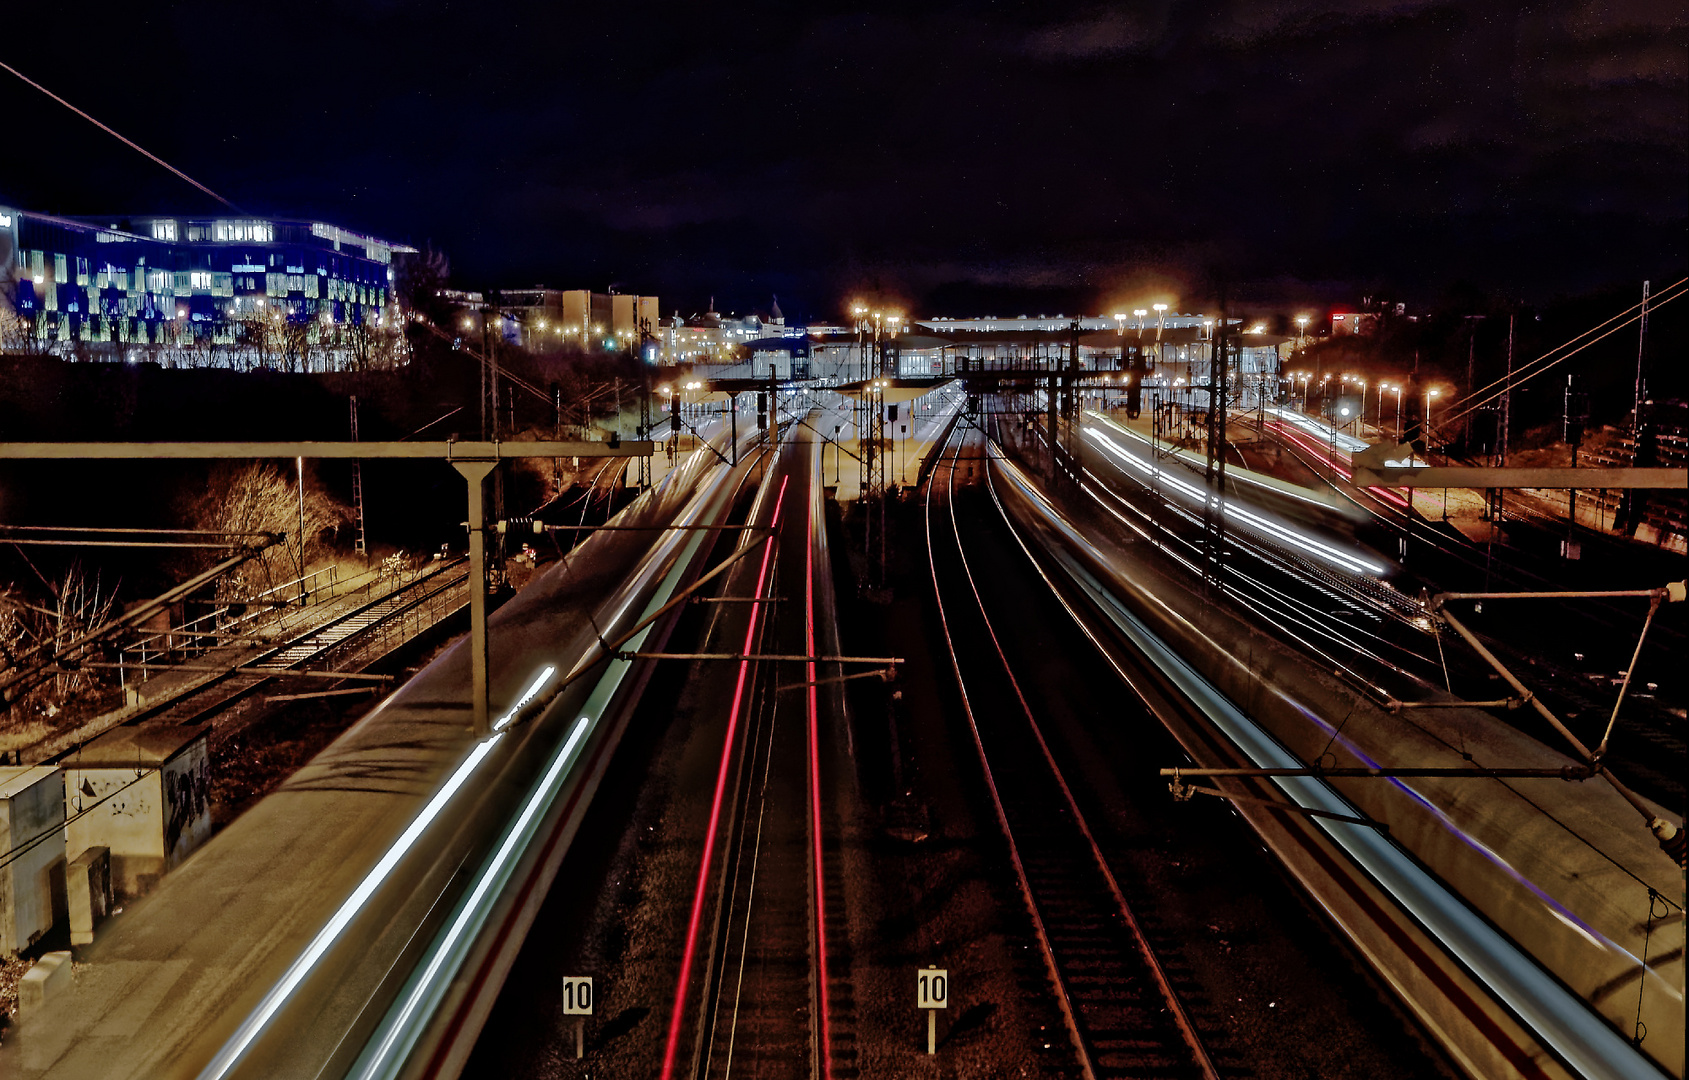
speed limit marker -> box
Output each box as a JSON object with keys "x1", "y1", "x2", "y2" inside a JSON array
[
  {"x1": 917, "y1": 967, "x2": 948, "y2": 1054},
  {"x1": 562, "y1": 976, "x2": 593, "y2": 1058}
]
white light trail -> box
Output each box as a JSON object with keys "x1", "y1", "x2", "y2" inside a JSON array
[
  {"x1": 495, "y1": 665, "x2": 556, "y2": 730},
  {"x1": 352, "y1": 715, "x2": 595, "y2": 1079},
  {"x1": 197, "y1": 733, "x2": 506, "y2": 1080},
  {"x1": 1086, "y1": 411, "x2": 1335, "y2": 510},
  {"x1": 1083, "y1": 427, "x2": 1387, "y2": 576},
  {"x1": 1263, "y1": 406, "x2": 1370, "y2": 453}
]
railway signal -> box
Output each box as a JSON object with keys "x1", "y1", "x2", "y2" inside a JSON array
[{"x1": 916, "y1": 966, "x2": 948, "y2": 1054}]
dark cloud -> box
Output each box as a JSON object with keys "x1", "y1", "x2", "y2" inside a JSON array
[{"x1": 1, "y1": 0, "x2": 1682, "y2": 320}]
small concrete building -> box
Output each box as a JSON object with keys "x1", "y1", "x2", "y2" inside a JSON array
[
  {"x1": 0, "y1": 766, "x2": 65, "y2": 956},
  {"x1": 63, "y1": 726, "x2": 211, "y2": 899}
]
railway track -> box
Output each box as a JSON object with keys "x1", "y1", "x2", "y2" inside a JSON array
[
  {"x1": 925, "y1": 424, "x2": 1219, "y2": 1080},
  {"x1": 666, "y1": 434, "x2": 846, "y2": 1080},
  {"x1": 118, "y1": 558, "x2": 470, "y2": 742}
]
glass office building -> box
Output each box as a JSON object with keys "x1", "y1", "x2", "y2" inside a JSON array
[{"x1": 0, "y1": 204, "x2": 415, "y2": 370}]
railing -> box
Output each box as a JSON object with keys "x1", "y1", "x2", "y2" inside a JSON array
[
  {"x1": 115, "y1": 556, "x2": 447, "y2": 688},
  {"x1": 305, "y1": 567, "x2": 469, "y2": 676}
]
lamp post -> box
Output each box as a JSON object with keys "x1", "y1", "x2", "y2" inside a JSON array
[
  {"x1": 1424, "y1": 388, "x2": 1440, "y2": 447},
  {"x1": 1393, "y1": 385, "x2": 1404, "y2": 441}
]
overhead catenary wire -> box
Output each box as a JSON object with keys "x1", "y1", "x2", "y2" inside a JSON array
[
  {"x1": 1439, "y1": 279, "x2": 1687, "y2": 431},
  {"x1": 0, "y1": 58, "x2": 244, "y2": 213},
  {"x1": 1448, "y1": 278, "x2": 1684, "y2": 413}
]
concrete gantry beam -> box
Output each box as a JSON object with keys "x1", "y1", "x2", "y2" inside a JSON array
[
  {"x1": 0, "y1": 440, "x2": 650, "y2": 460},
  {"x1": 0, "y1": 439, "x2": 654, "y2": 738},
  {"x1": 1353, "y1": 465, "x2": 1686, "y2": 490},
  {"x1": 1346, "y1": 442, "x2": 1687, "y2": 490}
]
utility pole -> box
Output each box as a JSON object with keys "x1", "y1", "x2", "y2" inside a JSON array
[
  {"x1": 1616, "y1": 282, "x2": 1654, "y2": 538},
  {"x1": 1065, "y1": 319, "x2": 1081, "y2": 474},
  {"x1": 1202, "y1": 309, "x2": 1229, "y2": 595},
  {"x1": 486, "y1": 292, "x2": 505, "y2": 591},
  {"x1": 1487, "y1": 312, "x2": 1515, "y2": 524},
  {"x1": 349, "y1": 396, "x2": 367, "y2": 559},
  {"x1": 295, "y1": 455, "x2": 308, "y2": 604},
  {"x1": 1045, "y1": 333, "x2": 1059, "y2": 482},
  {"x1": 479, "y1": 307, "x2": 490, "y2": 441},
  {"x1": 553, "y1": 383, "x2": 564, "y2": 495},
  {"x1": 1499, "y1": 313, "x2": 1513, "y2": 469},
  {"x1": 639, "y1": 317, "x2": 653, "y2": 490},
  {"x1": 1633, "y1": 280, "x2": 1650, "y2": 428},
  {"x1": 1462, "y1": 315, "x2": 1484, "y2": 450}
]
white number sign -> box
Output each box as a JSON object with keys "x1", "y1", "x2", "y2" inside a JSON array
[
  {"x1": 562, "y1": 975, "x2": 594, "y2": 1016},
  {"x1": 917, "y1": 968, "x2": 948, "y2": 1009}
]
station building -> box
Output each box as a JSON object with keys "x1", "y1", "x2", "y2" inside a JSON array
[{"x1": 0, "y1": 203, "x2": 414, "y2": 369}]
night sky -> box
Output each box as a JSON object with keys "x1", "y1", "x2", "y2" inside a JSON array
[{"x1": 3, "y1": 1, "x2": 1684, "y2": 320}]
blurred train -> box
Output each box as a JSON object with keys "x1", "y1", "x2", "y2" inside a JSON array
[{"x1": 987, "y1": 440, "x2": 1682, "y2": 1080}]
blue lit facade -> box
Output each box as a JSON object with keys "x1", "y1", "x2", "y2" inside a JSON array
[{"x1": 0, "y1": 204, "x2": 415, "y2": 368}]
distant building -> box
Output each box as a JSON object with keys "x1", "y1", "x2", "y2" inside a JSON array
[
  {"x1": 447, "y1": 287, "x2": 660, "y2": 351},
  {"x1": 660, "y1": 296, "x2": 790, "y2": 364},
  {"x1": 0, "y1": 203, "x2": 414, "y2": 369}
]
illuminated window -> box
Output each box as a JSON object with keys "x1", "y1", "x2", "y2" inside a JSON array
[
  {"x1": 54, "y1": 253, "x2": 67, "y2": 282},
  {"x1": 190, "y1": 270, "x2": 213, "y2": 289},
  {"x1": 152, "y1": 220, "x2": 178, "y2": 241},
  {"x1": 213, "y1": 220, "x2": 273, "y2": 242}
]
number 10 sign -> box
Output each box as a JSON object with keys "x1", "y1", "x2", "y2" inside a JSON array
[
  {"x1": 917, "y1": 967, "x2": 948, "y2": 1054},
  {"x1": 562, "y1": 975, "x2": 593, "y2": 1059}
]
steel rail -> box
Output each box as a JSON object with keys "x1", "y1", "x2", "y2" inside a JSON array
[
  {"x1": 940, "y1": 426, "x2": 1221, "y2": 1078},
  {"x1": 921, "y1": 429, "x2": 1098, "y2": 1080},
  {"x1": 981, "y1": 434, "x2": 1674, "y2": 1080}
]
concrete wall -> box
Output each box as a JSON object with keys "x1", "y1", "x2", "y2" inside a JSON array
[
  {"x1": 611, "y1": 295, "x2": 636, "y2": 337},
  {"x1": 161, "y1": 736, "x2": 212, "y2": 871},
  {"x1": 63, "y1": 728, "x2": 211, "y2": 899},
  {"x1": 0, "y1": 767, "x2": 65, "y2": 956},
  {"x1": 64, "y1": 769, "x2": 165, "y2": 898},
  {"x1": 561, "y1": 290, "x2": 589, "y2": 334}
]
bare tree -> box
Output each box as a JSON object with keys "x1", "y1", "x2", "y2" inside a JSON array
[
  {"x1": 189, "y1": 463, "x2": 350, "y2": 600},
  {"x1": 0, "y1": 280, "x2": 55, "y2": 357},
  {"x1": 46, "y1": 564, "x2": 117, "y2": 701}
]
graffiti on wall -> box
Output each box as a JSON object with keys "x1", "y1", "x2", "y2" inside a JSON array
[{"x1": 163, "y1": 752, "x2": 211, "y2": 864}]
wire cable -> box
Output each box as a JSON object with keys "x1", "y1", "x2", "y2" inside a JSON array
[
  {"x1": 0, "y1": 59, "x2": 243, "y2": 213},
  {"x1": 1441, "y1": 280, "x2": 1686, "y2": 430}
]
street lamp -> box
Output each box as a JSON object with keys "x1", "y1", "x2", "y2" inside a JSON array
[
  {"x1": 1424, "y1": 388, "x2": 1440, "y2": 446},
  {"x1": 1392, "y1": 384, "x2": 1404, "y2": 441}
]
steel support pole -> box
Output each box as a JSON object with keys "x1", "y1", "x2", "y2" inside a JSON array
[
  {"x1": 1434, "y1": 604, "x2": 1662, "y2": 826},
  {"x1": 454, "y1": 459, "x2": 499, "y2": 738}
]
